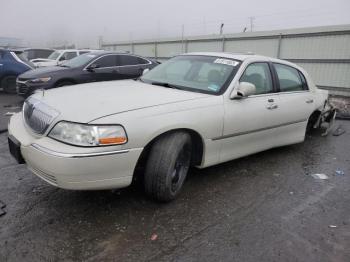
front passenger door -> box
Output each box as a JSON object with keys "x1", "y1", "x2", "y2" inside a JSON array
[{"x1": 220, "y1": 62, "x2": 285, "y2": 163}]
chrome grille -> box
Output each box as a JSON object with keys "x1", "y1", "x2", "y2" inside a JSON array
[
  {"x1": 23, "y1": 97, "x2": 60, "y2": 134},
  {"x1": 16, "y1": 81, "x2": 29, "y2": 95}
]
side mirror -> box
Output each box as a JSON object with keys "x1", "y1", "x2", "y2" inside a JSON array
[
  {"x1": 230, "y1": 82, "x2": 256, "y2": 99},
  {"x1": 86, "y1": 63, "x2": 99, "y2": 72},
  {"x1": 142, "y1": 68, "x2": 150, "y2": 75}
]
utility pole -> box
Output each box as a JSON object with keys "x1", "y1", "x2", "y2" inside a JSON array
[
  {"x1": 220, "y1": 23, "x2": 224, "y2": 35},
  {"x1": 249, "y1": 16, "x2": 255, "y2": 32}
]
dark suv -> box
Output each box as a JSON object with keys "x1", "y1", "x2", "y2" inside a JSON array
[
  {"x1": 17, "y1": 51, "x2": 159, "y2": 97},
  {"x1": 0, "y1": 49, "x2": 34, "y2": 93}
]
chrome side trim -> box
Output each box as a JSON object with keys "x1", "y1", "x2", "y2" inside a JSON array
[
  {"x1": 31, "y1": 143, "x2": 130, "y2": 158},
  {"x1": 212, "y1": 119, "x2": 307, "y2": 141}
]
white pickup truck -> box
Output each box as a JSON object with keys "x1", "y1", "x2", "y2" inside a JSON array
[{"x1": 32, "y1": 49, "x2": 99, "y2": 67}]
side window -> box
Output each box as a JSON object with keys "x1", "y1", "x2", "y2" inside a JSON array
[
  {"x1": 79, "y1": 51, "x2": 90, "y2": 55},
  {"x1": 298, "y1": 71, "x2": 309, "y2": 90},
  {"x1": 94, "y1": 55, "x2": 117, "y2": 68},
  {"x1": 240, "y1": 62, "x2": 273, "y2": 95},
  {"x1": 274, "y1": 63, "x2": 304, "y2": 92},
  {"x1": 118, "y1": 55, "x2": 142, "y2": 66},
  {"x1": 65, "y1": 52, "x2": 78, "y2": 60}
]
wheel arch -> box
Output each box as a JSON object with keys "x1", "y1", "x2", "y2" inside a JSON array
[
  {"x1": 54, "y1": 78, "x2": 77, "y2": 87},
  {"x1": 132, "y1": 128, "x2": 205, "y2": 181}
]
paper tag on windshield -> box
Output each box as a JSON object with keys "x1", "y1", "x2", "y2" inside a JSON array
[{"x1": 214, "y1": 58, "x2": 239, "y2": 67}]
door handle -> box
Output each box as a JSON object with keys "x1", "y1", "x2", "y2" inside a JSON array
[
  {"x1": 306, "y1": 99, "x2": 314, "y2": 104},
  {"x1": 266, "y1": 104, "x2": 278, "y2": 110},
  {"x1": 0, "y1": 64, "x2": 3, "y2": 66}
]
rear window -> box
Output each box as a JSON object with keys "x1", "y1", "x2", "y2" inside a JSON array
[{"x1": 118, "y1": 55, "x2": 146, "y2": 66}]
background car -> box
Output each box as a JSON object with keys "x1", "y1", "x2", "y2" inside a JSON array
[
  {"x1": 0, "y1": 49, "x2": 34, "y2": 93},
  {"x1": 16, "y1": 51, "x2": 159, "y2": 96},
  {"x1": 32, "y1": 49, "x2": 99, "y2": 67},
  {"x1": 21, "y1": 48, "x2": 55, "y2": 61}
]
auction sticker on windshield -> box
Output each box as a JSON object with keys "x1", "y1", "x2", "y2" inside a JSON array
[{"x1": 214, "y1": 58, "x2": 239, "y2": 67}]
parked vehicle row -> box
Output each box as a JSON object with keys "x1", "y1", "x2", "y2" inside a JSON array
[
  {"x1": 0, "y1": 48, "x2": 105, "y2": 93},
  {"x1": 16, "y1": 51, "x2": 159, "y2": 97},
  {"x1": 8, "y1": 52, "x2": 335, "y2": 202}
]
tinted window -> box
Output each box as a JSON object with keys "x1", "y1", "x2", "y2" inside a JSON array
[
  {"x1": 95, "y1": 55, "x2": 117, "y2": 67},
  {"x1": 240, "y1": 63, "x2": 273, "y2": 95},
  {"x1": 64, "y1": 52, "x2": 78, "y2": 60},
  {"x1": 298, "y1": 71, "x2": 309, "y2": 90},
  {"x1": 119, "y1": 55, "x2": 143, "y2": 66},
  {"x1": 274, "y1": 63, "x2": 304, "y2": 92},
  {"x1": 79, "y1": 51, "x2": 90, "y2": 55}
]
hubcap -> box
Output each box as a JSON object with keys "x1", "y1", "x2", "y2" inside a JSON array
[{"x1": 170, "y1": 147, "x2": 190, "y2": 193}]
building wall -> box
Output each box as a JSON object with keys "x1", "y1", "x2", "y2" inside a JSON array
[{"x1": 102, "y1": 25, "x2": 350, "y2": 92}]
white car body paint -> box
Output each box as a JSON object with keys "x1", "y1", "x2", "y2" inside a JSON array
[
  {"x1": 8, "y1": 52, "x2": 329, "y2": 190},
  {"x1": 32, "y1": 49, "x2": 100, "y2": 67}
]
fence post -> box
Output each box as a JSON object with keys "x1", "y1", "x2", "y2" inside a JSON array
[
  {"x1": 222, "y1": 36, "x2": 225, "y2": 52},
  {"x1": 154, "y1": 42, "x2": 158, "y2": 59},
  {"x1": 277, "y1": 33, "x2": 282, "y2": 58}
]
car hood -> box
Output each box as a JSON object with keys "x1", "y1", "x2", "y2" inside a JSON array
[
  {"x1": 31, "y1": 80, "x2": 210, "y2": 123},
  {"x1": 34, "y1": 60, "x2": 58, "y2": 67},
  {"x1": 20, "y1": 66, "x2": 69, "y2": 79}
]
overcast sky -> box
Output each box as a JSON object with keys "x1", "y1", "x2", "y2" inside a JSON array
[{"x1": 1, "y1": 0, "x2": 350, "y2": 48}]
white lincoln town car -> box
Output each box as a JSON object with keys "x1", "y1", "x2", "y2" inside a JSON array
[{"x1": 8, "y1": 52, "x2": 334, "y2": 202}]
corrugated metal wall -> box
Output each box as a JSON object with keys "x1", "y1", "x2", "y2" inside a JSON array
[{"x1": 102, "y1": 25, "x2": 350, "y2": 93}]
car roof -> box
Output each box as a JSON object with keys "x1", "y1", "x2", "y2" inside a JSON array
[{"x1": 183, "y1": 52, "x2": 304, "y2": 72}]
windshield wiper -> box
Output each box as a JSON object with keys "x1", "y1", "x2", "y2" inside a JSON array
[
  {"x1": 59, "y1": 64, "x2": 70, "y2": 68},
  {"x1": 151, "y1": 81, "x2": 182, "y2": 90}
]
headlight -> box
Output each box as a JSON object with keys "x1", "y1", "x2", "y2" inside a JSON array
[
  {"x1": 48, "y1": 121, "x2": 127, "y2": 147},
  {"x1": 29, "y1": 77, "x2": 51, "y2": 84}
]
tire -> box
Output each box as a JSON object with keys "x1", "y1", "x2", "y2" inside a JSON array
[
  {"x1": 55, "y1": 81, "x2": 74, "y2": 88},
  {"x1": 1, "y1": 75, "x2": 17, "y2": 94},
  {"x1": 306, "y1": 111, "x2": 321, "y2": 135},
  {"x1": 144, "y1": 132, "x2": 192, "y2": 202}
]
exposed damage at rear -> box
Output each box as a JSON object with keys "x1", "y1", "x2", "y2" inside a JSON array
[{"x1": 314, "y1": 98, "x2": 337, "y2": 136}]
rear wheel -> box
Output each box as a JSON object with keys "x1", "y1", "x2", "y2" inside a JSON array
[
  {"x1": 144, "y1": 132, "x2": 192, "y2": 202},
  {"x1": 306, "y1": 111, "x2": 321, "y2": 135},
  {"x1": 1, "y1": 75, "x2": 17, "y2": 94}
]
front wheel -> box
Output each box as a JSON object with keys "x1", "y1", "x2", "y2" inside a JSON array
[
  {"x1": 144, "y1": 132, "x2": 192, "y2": 202},
  {"x1": 1, "y1": 75, "x2": 17, "y2": 94}
]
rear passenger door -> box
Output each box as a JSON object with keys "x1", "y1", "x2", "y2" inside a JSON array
[
  {"x1": 115, "y1": 55, "x2": 149, "y2": 79},
  {"x1": 273, "y1": 63, "x2": 315, "y2": 139},
  {"x1": 90, "y1": 55, "x2": 119, "y2": 81}
]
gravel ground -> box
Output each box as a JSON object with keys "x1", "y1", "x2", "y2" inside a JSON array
[{"x1": 0, "y1": 93, "x2": 349, "y2": 262}]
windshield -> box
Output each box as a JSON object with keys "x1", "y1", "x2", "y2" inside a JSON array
[
  {"x1": 13, "y1": 52, "x2": 35, "y2": 68},
  {"x1": 141, "y1": 55, "x2": 241, "y2": 95},
  {"x1": 61, "y1": 53, "x2": 98, "y2": 68},
  {"x1": 48, "y1": 51, "x2": 61, "y2": 60}
]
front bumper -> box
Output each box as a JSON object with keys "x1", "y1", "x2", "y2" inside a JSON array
[
  {"x1": 8, "y1": 113, "x2": 143, "y2": 190},
  {"x1": 16, "y1": 80, "x2": 51, "y2": 97}
]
